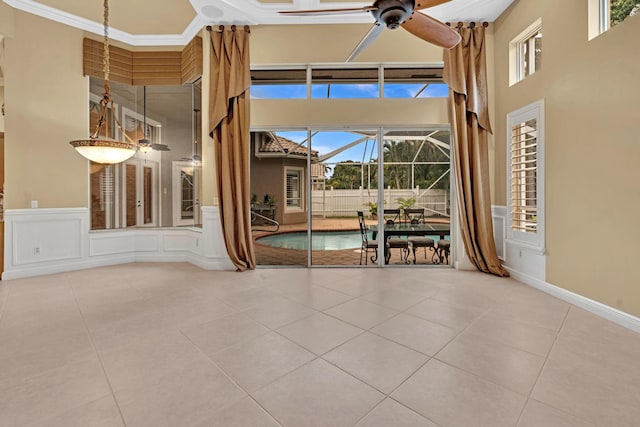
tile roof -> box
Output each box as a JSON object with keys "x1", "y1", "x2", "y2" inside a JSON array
[{"x1": 259, "y1": 136, "x2": 318, "y2": 157}]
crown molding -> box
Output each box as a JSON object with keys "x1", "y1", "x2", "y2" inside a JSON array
[
  {"x1": 3, "y1": 0, "x2": 514, "y2": 46},
  {"x1": 2, "y1": 0, "x2": 205, "y2": 46}
]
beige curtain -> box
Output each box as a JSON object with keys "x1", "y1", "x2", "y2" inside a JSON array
[
  {"x1": 209, "y1": 26, "x2": 256, "y2": 271},
  {"x1": 443, "y1": 23, "x2": 509, "y2": 277}
]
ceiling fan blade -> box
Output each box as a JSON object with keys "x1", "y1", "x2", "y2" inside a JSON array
[
  {"x1": 279, "y1": 6, "x2": 377, "y2": 16},
  {"x1": 401, "y1": 11, "x2": 461, "y2": 49},
  {"x1": 413, "y1": 0, "x2": 451, "y2": 11},
  {"x1": 345, "y1": 22, "x2": 385, "y2": 62}
]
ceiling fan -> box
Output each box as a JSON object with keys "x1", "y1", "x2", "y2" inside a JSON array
[{"x1": 279, "y1": 0, "x2": 461, "y2": 62}]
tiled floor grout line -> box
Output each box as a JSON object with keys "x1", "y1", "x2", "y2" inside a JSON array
[
  {"x1": 178, "y1": 325, "x2": 296, "y2": 426},
  {"x1": 513, "y1": 303, "x2": 574, "y2": 426},
  {"x1": 68, "y1": 280, "x2": 129, "y2": 427}
]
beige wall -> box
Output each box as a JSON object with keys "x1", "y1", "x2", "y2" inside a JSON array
[
  {"x1": 3, "y1": 11, "x2": 88, "y2": 209},
  {"x1": 493, "y1": 0, "x2": 640, "y2": 315},
  {"x1": 251, "y1": 24, "x2": 445, "y2": 64}
]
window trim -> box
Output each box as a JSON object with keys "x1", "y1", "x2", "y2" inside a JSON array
[
  {"x1": 506, "y1": 99, "x2": 545, "y2": 254},
  {"x1": 509, "y1": 19, "x2": 542, "y2": 86},
  {"x1": 284, "y1": 166, "x2": 305, "y2": 213}
]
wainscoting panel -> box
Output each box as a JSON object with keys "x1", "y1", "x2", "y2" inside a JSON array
[
  {"x1": 491, "y1": 205, "x2": 506, "y2": 260},
  {"x1": 3, "y1": 206, "x2": 234, "y2": 280},
  {"x1": 90, "y1": 231, "x2": 137, "y2": 256},
  {"x1": 7, "y1": 208, "x2": 86, "y2": 267}
]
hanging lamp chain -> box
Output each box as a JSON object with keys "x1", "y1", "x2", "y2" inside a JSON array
[{"x1": 103, "y1": 0, "x2": 110, "y2": 97}]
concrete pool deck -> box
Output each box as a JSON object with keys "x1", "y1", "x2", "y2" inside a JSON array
[{"x1": 252, "y1": 217, "x2": 451, "y2": 267}]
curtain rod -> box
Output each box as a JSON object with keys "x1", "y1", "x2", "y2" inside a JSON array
[
  {"x1": 206, "y1": 25, "x2": 251, "y2": 33},
  {"x1": 445, "y1": 21, "x2": 489, "y2": 28}
]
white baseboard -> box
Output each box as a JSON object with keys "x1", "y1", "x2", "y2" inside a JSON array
[{"x1": 506, "y1": 267, "x2": 640, "y2": 334}]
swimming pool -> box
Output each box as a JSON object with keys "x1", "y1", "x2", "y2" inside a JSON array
[
  {"x1": 256, "y1": 230, "x2": 448, "y2": 251},
  {"x1": 256, "y1": 231, "x2": 363, "y2": 251}
]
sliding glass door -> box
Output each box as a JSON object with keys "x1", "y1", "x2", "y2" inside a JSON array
[{"x1": 250, "y1": 127, "x2": 452, "y2": 267}]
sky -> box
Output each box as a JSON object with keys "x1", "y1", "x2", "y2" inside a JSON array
[{"x1": 250, "y1": 82, "x2": 449, "y2": 99}]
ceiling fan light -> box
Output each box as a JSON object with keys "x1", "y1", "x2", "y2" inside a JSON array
[{"x1": 138, "y1": 138, "x2": 153, "y2": 153}]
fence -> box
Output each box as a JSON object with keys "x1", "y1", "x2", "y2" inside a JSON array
[{"x1": 311, "y1": 187, "x2": 449, "y2": 218}]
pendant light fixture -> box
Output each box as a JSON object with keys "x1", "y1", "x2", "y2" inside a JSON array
[{"x1": 69, "y1": 0, "x2": 138, "y2": 164}]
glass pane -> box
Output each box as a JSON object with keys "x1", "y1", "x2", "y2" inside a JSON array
[
  {"x1": 383, "y1": 67, "x2": 447, "y2": 98},
  {"x1": 312, "y1": 68, "x2": 378, "y2": 99},
  {"x1": 250, "y1": 130, "x2": 308, "y2": 267},
  {"x1": 610, "y1": 0, "x2": 639, "y2": 26},
  {"x1": 251, "y1": 69, "x2": 307, "y2": 99},
  {"x1": 382, "y1": 129, "x2": 452, "y2": 265},
  {"x1": 311, "y1": 130, "x2": 379, "y2": 266}
]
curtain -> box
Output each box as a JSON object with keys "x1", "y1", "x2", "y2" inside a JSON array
[
  {"x1": 443, "y1": 23, "x2": 509, "y2": 277},
  {"x1": 209, "y1": 26, "x2": 256, "y2": 271}
]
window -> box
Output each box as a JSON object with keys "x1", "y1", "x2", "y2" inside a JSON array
[
  {"x1": 285, "y1": 167, "x2": 304, "y2": 211},
  {"x1": 603, "y1": 0, "x2": 639, "y2": 31},
  {"x1": 250, "y1": 65, "x2": 447, "y2": 99},
  {"x1": 509, "y1": 19, "x2": 542, "y2": 85},
  {"x1": 590, "y1": 0, "x2": 639, "y2": 38},
  {"x1": 312, "y1": 68, "x2": 378, "y2": 99},
  {"x1": 507, "y1": 100, "x2": 545, "y2": 251},
  {"x1": 251, "y1": 68, "x2": 307, "y2": 99},
  {"x1": 383, "y1": 67, "x2": 448, "y2": 98}
]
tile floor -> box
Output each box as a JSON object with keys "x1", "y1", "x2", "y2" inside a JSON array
[{"x1": 1, "y1": 263, "x2": 639, "y2": 426}]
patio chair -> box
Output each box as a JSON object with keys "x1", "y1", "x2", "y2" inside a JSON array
[
  {"x1": 403, "y1": 208, "x2": 425, "y2": 224},
  {"x1": 357, "y1": 211, "x2": 378, "y2": 265},
  {"x1": 408, "y1": 236, "x2": 435, "y2": 264},
  {"x1": 386, "y1": 236, "x2": 410, "y2": 264},
  {"x1": 435, "y1": 239, "x2": 451, "y2": 264},
  {"x1": 383, "y1": 209, "x2": 401, "y2": 224}
]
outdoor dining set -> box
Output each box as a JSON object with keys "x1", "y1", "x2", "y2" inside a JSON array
[{"x1": 357, "y1": 208, "x2": 450, "y2": 266}]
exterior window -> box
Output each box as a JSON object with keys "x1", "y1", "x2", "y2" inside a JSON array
[
  {"x1": 591, "y1": 0, "x2": 639, "y2": 38},
  {"x1": 507, "y1": 100, "x2": 545, "y2": 251},
  {"x1": 251, "y1": 68, "x2": 307, "y2": 99},
  {"x1": 312, "y1": 68, "x2": 378, "y2": 99},
  {"x1": 509, "y1": 19, "x2": 542, "y2": 85},
  {"x1": 601, "y1": 0, "x2": 640, "y2": 26},
  {"x1": 518, "y1": 30, "x2": 541, "y2": 79},
  {"x1": 250, "y1": 65, "x2": 447, "y2": 99},
  {"x1": 285, "y1": 167, "x2": 304, "y2": 211},
  {"x1": 602, "y1": 0, "x2": 639, "y2": 31}
]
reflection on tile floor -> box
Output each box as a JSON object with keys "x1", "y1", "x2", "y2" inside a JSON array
[{"x1": 1, "y1": 263, "x2": 639, "y2": 426}]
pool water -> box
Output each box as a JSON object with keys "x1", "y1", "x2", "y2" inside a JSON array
[
  {"x1": 257, "y1": 230, "x2": 449, "y2": 251},
  {"x1": 257, "y1": 231, "x2": 364, "y2": 251}
]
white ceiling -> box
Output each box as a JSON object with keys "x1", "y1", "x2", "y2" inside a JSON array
[{"x1": 3, "y1": 0, "x2": 516, "y2": 46}]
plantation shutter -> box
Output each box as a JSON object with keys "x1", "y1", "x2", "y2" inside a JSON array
[{"x1": 510, "y1": 118, "x2": 538, "y2": 233}]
